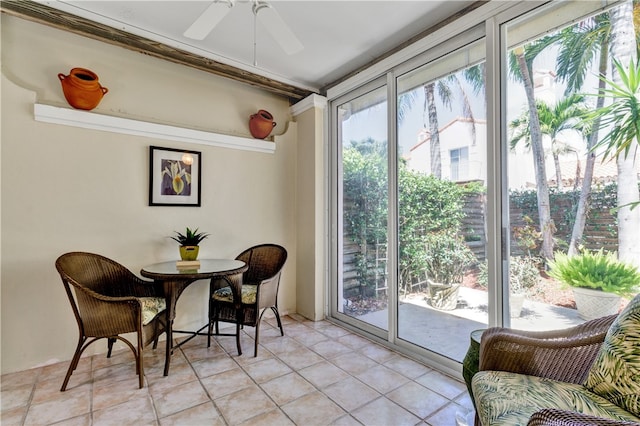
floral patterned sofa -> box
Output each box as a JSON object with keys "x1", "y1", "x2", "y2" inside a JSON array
[{"x1": 471, "y1": 293, "x2": 640, "y2": 426}]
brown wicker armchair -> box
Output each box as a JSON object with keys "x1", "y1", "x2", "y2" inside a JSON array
[
  {"x1": 56, "y1": 252, "x2": 167, "y2": 390},
  {"x1": 478, "y1": 314, "x2": 616, "y2": 384},
  {"x1": 207, "y1": 244, "x2": 287, "y2": 356}
]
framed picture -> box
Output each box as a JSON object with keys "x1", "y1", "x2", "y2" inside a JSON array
[{"x1": 149, "y1": 146, "x2": 201, "y2": 206}]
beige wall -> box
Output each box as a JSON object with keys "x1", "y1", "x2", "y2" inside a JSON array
[
  {"x1": 293, "y1": 98, "x2": 327, "y2": 321},
  {"x1": 1, "y1": 15, "x2": 302, "y2": 374}
]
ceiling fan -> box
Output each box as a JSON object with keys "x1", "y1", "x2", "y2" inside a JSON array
[{"x1": 183, "y1": 0, "x2": 304, "y2": 56}]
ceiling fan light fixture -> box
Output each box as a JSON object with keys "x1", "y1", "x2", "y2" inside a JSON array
[
  {"x1": 252, "y1": 0, "x2": 304, "y2": 55},
  {"x1": 183, "y1": 0, "x2": 235, "y2": 40}
]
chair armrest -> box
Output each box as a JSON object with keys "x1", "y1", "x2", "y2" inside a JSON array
[
  {"x1": 74, "y1": 285, "x2": 143, "y2": 332},
  {"x1": 527, "y1": 408, "x2": 640, "y2": 426},
  {"x1": 255, "y1": 272, "x2": 281, "y2": 309},
  {"x1": 121, "y1": 273, "x2": 164, "y2": 299},
  {"x1": 479, "y1": 314, "x2": 616, "y2": 384}
]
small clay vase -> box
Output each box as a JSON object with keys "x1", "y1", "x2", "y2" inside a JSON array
[
  {"x1": 249, "y1": 109, "x2": 276, "y2": 139},
  {"x1": 58, "y1": 68, "x2": 108, "y2": 110}
]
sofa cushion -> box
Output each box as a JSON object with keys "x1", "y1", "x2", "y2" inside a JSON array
[
  {"x1": 472, "y1": 371, "x2": 640, "y2": 425},
  {"x1": 584, "y1": 294, "x2": 640, "y2": 417}
]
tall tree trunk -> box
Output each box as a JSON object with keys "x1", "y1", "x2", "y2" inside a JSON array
[
  {"x1": 553, "y1": 150, "x2": 563, "y2": 191},
  {"x1": 515, "y1": 49, "x2": 555, "y2": 260},
  {"x1": 424, "y1": 83, "x2": 442, "y2": 178},
  {"x1": 610, "y1": 1, "x2": 640, "y2": 268},
  {"x1": 568, "y1": 42, "x2": 608, "y2": 256}
]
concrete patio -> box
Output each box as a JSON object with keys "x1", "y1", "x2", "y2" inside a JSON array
[{"x1": 357, "y1": 287, "x2": 584, "y2": 362}]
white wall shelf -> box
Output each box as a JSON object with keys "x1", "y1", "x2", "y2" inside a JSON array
[{"x1": 33, "y1": 104, "x2": 275, "y2": 154}]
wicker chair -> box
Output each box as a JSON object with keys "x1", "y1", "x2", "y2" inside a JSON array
[
  {"x1": 472, "y1": 293, "x2": 640, "y2": 425},
  {"x1": 207, "y1": 244, "x2": 287, "y2": 356},
  {"x1": 55, "y1": 252, "x2": 167, "y2": 390}
]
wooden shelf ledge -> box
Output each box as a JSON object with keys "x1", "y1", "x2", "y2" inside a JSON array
[{"x1": 33, "y1": 104, "x2": 275, "y2": 154}]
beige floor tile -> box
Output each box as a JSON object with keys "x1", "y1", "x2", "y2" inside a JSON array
[
  {"x1": 281, "y1": 391, "x2": 346, "y2": 425},
  {"x1": 336, "y1": 333, "x2": 373, "y2": 350},
  {"x1": 237, "y1": 408, "x2": 295, "y2": 426},
  {"x1": 24, "y1": 384, "x2": 91, "y2": 425},
  {"x1": 191, "y1": 354, "x2": 238, "y2": 378},
  {"x1": 92, "y1": 395, "x2": 156, "y2": 426},
  {"x1": 298, "y1": 361, "x2": 349, "y2": 389},
  {"x1": 214, "y1": 384, "x2": 276, "y2": 425},
  {"x1": 425, "y1": 401, "x2": 471, "y2": 426},
  {"x1": 415, "y1": 370, "x2": 467, "y2": 400},
  {"x1": 32, "y1": 372, "x2": 91, "y2": 405},
  {"x1": 1, "y1": 384, "x2": 32, "y2": 411},
  {"x1": 330, "y1": 352, "x2": 379, "y2": 375},
  {"x1": 317, "y1": 324, "x2": 352, "y2": 339},
  {"x1": 200, "y1": 367, "x2": 255, "y2": 399},
  {"x1": 0, "y1": 405, "x2": 28, "y2": 426},
  {"x1": 384, "y1": 355, "x2": 433, "y2": 379},
  {"x1": 241, "y1": 358, "x2": 292, "y2": 383},
  {"x1": 92, "y1": 375, "x2": 149, "y2": 411},
  {"x1": 351, "y1": 397, "x2": 421, "y2": 426},
  {"x1": 147, "y1": 361, "x2": 199, "y2": 393},
  {"x1": 260, "y1": 372, "x2": 316, "y2": 405},
  {"x1": 275, "y1": 346, "x2": 325, "y2": 370},
  {"x1": 262, "y1": 336, "x2": 304, "y2": 355},
  {"x1": 355, "y1": 364, "x2": 410, "y2": 394},
  {"x1": 49, "y1": 413, "x2": 92, "y2": 426},
  {"x1": 386, "y1": 381, "x2": 449, "y2": 419},
  {"x1": 322, "y1": 377, "x2": 381, "y2": 412},
  {"x1": 310, "y1": 340, "x2": 353, "y2": 359},
  {"x1": 151, "y1": 379, "x2": 210, "y2": 418},
  {"x1": 159, "y1": 401, "x2": 225, "y2": 426},
  {"x1": 1, "y1": 368, "x2": 41, "y2": 390},
  {"x1": 358, "y1": 343, "x2": 398, "y2": 363},
  {"x1": 288, "y1": 329, "x2": 331, "y2": 347}
]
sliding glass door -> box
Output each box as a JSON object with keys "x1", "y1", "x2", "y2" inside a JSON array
[{"x1": 334, "y1": 81, "x2": 389, "y2": 333}]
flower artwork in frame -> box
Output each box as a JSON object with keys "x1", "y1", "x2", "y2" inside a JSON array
[{"x1": 149, "y1": 146, "x2": 201, "y2": 206}]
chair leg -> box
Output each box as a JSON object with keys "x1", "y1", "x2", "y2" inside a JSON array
[
  {"x1": 137, "y1": 333, "x2": 144, "y2": 389},
  {"x1": 61, "y1": 336, "x2": 86, "y2": 391},
  {"x1": 107, "y1": 337, "x2": 116, "y2": 358},
  {"x1": 254, "y1": 319, "x2": 261, "y2": 357},
  {"x1": 271, "y1": 306, "x2": 284, "y2": 336},
  {"x1": 235, "y1": 308, "x2": 243, "y2": 356}
]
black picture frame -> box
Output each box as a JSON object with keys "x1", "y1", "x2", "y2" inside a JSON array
[{"x1": 149, "y1": 146, "x2": 201, "y2": 206}]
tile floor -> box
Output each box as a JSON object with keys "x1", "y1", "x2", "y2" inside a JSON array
[{"x1": 1, "y1": 314, "x2": 475, "y2": 425}]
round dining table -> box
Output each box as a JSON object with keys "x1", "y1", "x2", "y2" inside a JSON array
[{"x1": 141, "y1": 259, "x2": 247, "y2": 376}]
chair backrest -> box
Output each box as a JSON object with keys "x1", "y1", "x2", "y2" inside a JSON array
[
  {"x1": 55, "y1": 251, "x2": 136, "y2": 297},
  {"x1": 236, "y1": 244, "x2": 287, "y2": 284}
]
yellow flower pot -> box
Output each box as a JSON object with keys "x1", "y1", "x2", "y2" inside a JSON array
[{"x1": 179, "y1": 245, "x2": 199, "y2": 261}]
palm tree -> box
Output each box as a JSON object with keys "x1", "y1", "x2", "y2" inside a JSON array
[
  {"x1": 511, "y1": 45, "x2": 555, "y2": 261},
  {"x1": 549, "y1": 13, "x2": 612, "y2": 256},
  {"x1": 509, "y1": 95, "x2": 589, "y2": 192},
  {"x1": 607, "y1": 1, "x2": 640, "y2": 268}
]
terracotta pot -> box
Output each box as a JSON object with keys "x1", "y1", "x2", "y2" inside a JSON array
[
  {"x1": 249, "y1": 109, "x2": 276, "y2": 139},
  {"x1": 58, "y1": 68, "x2": 108, "y2": 110}
]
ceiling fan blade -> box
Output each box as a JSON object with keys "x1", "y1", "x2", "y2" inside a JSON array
[
  {"x1": 184, "y1": 0, "x2": 234, "y2": 40},
  {"x1": 254, "y1": 2, "x2": 303, "y2": 55}
]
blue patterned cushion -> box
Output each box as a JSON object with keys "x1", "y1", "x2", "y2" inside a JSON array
[
  {"x1": 472, "y1": 371, "x2": 640, "y2": 425},
  {"x1": 212, "y1": 285, "x2": 257, "y2": 304},
  {"x1": 585, "y1": 294, "x2": 640, "y2": 417},
  {"x1": 139, "y1": 297, "x2": 166, "y2": 325}
]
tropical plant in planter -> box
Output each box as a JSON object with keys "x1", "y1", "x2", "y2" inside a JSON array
[
  {"x1": 170, "y1": 227, "x2": 209, "y2": 261},
  {"x1": 548, "y1": 249, "x2": 640, "y2": 320},
  {"x1": 478, "y1": 256, "x2": 540, "y2": 317},
  {"x1": 424, "y1": 232, "x2": 476, "y2": 310}
]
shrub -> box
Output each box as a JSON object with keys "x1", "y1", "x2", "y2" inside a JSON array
[
  {"x1": 478, "y1": 256, "x2": 540, "y2": 295},
  {"x1": 548, "y1": 250, "x2": 640, "y2": 298},
  {"x1": 423, "y1": 232, "x2": 476, "y2": 284}
]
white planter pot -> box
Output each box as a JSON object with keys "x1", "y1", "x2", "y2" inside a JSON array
[
  {"x1": 510, "y1": 293, "x2": 526, "y2": 318},
  {"x1": 427, "y1": 280, "x2": 460, "y2": 311},
  {"x1": 572, "y1": 287, "x2": 620, "y2": 321}
]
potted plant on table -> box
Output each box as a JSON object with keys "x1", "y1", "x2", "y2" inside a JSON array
[
  {"x1": 424, "y1": 232, "x2": 476, "y2": 310},
  {"x1": 548, "y1": 249, "x2": 640, "y2": 320},
  {"x1": 170, "y1": 227, "x2": 209, "y2": 261}
]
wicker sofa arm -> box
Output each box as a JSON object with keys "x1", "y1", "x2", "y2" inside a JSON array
[
  {"x1": 479, "y1": 314, "x2": 616, "y2": 384},
  {"x1": 527, "y1": 408, "x2": 640, "y2": 426}
]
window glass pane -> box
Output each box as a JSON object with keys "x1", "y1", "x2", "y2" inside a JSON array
[
  {"x1": 337, "y1": 85, "x2": 389, "y2": 331},
  {"x1": 396, "y1": 38, "x2": 488, "y2": 361},
  {"x1": 504, "y1": 1, "x2": 639, "y2": 329}
]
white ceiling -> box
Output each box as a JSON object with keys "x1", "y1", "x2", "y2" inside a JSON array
[{"x1": 43, "y1": 1, "x2": 476, "y2": 93}]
